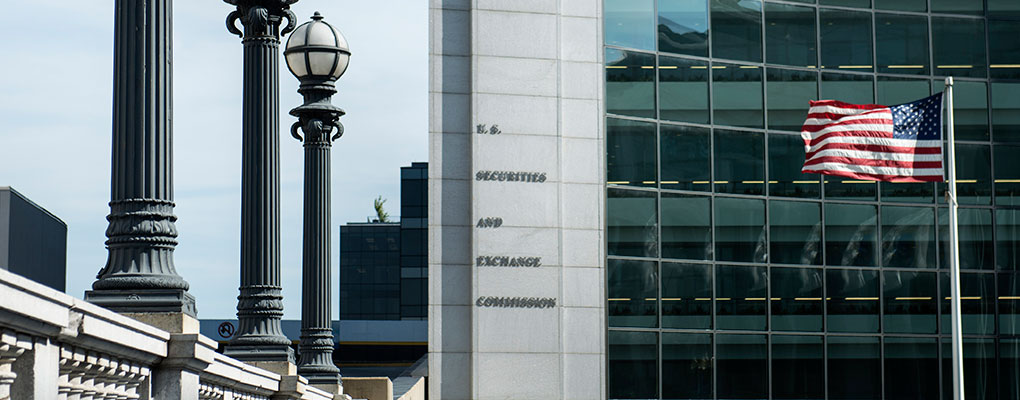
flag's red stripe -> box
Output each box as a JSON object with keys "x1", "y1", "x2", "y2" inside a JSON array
[
  {"x1": 804, "y1": 111, "x2": 890, "y2": 122},
  {"x1": 801, "y1": 169, "x2": 943, "y2": 183},
  {"x1": 805, "y1": 143, "x2": 943, "y2": 158},
  {"x1": 803, "y1": 156, "x2": 943, "y2": 169},
  {"x1": 801, "y1": 118, "x2": 893, "y2": 133},
  {"x1": 803, "y1": 131, "x2": 899, "y2": 144},
  {"x1": 809, "y1": 100, "x2": 889, "y2": 110}
]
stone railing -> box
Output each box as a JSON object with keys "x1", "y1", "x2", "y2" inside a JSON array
[{"x1": 0, "y1": 269, "x2": 341, "y2": 400}]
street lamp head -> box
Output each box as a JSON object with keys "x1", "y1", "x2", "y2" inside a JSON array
[{"x1": 284, "y1": 12, "x2": 350, "y2": 83}]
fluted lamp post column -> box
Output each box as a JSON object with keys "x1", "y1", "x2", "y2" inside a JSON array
[
  {"x1": 284, "y1": 12, "x2": 351, "y2": 386},
  {"x1": 223, "y1": 0, "x2": 298, "y2": 363}
]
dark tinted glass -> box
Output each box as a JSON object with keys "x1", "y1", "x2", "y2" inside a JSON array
[
  {"x1": 995, "y1": 145, "x2": 1020, "y2": 205},
  {"x1": 990, "y1": 0, "x2": 1020, "y2": 17},
  {"x1": 828, "y1": 337, "x2": 881, "y2": 399},
  {"x1": 772, "y1": 335, "x2": 824, "y2": 400},
  {"x1": 715, "y1": 197, "x2": 766, "y2": 262},
  {"x1": 940, "y1": 144, "x2": 992, "y2": 205},
  {"x1": 932, "y1": 17, "x2": 986, "y2": 78},
  {"x1": 713, "y1": 64, "x2": 763, "y2": 128},
  {"x1": 940, "y1": 272, "x2": 995, "y2": 335},
  {"x1": 770, "y1": 200, "x2": 822, "y2": 265},
  {"x1": 711, "y1": 0, "x2": 762, "y2": 62},
  {"x1": 825, "y1": 177, "x2": 877, "y2": 200},
  {"x1": 662, "y1": 262, "x2": 712, "y2": 328},
  {"x1": 881, "y1": 181, "x2": 934, "y2": 203},
  {"x1": 827, "y1": 269, "x2": 881, "y2": 333},
  {"x1": 939, "y1": 208, "x2": 994, "y2": 270},
  {"x1": 820, "y1": 0, "x2": 869, "y2": 7},
  {"x1": 605, "y1": 0, "x2": 655, "y2": 50},
  {"x1": 820, "y1": 9, "x2": 872, "y2": 72},
  {"x1": 942, "y1": 339, "x2": 999, "y2": 400},
  {"x1": 877, "y1": 76, "x2": 930, "y2": 106},
  {"x1": 999, "y1": 210, "x2": 1020, "y2": 271},
  {"x1": 661, "y1": 124, "x2": 710, "y2": 191},
  {"x1": 606, "y1": 49, "x2": 656, "y2": 118},
  {"x1": 658, "y1": 0, "x2": 709, "y2": 57},
  {"x1": 607, "y1": 118, "x2": 656, "y2": 187},
  {"x1": 608, "y1": 259, "x2": 658, "y2": 328},
  {"x1": 714, "y1": 129, "x2": 764, "y2": 195},
  {"x1": 662, "y1": 333, "x2": 712, "y2": 399},
  {"x1": 716, "y1": 265, "x2": 768, "y2": 330},
  {"x1": 876, "y1": 13, "x2": 929, "y2": 75},
  {"x1": 884, "y1": 338, "x2": 939, "y2": 400},
  {"x1": 883, "y1": 271, "x2": 937, "y2": 333},
  {"x1": 875, "y1": 0, "x2": 926, "y2": 11},
  {"x1": 662, "y1": 193, "x2": 712, "y2": 260},
  {"x1": 989, "y1": 19, "x2": 1020, "y2": 80},
  {"x1": 764, "y1": 3, "x2": 816, "y2": 67},
  {"x1": 717, "y1": 334, "x2": 767, "y2": 399},
  {"x1": 934, "y1": 80, "x2": 988, "y2": 141},
  {"x1": 931, "y1": 0, "x2": 983, "y2": 14},
  {"x1": 766, "y1": 68, "x2": 817, "y2": 131},
  {"x1": 820, "y1": 73, "x2": 873, "y2": 105},
  {"x1": 992, "y1": 82, "x2": 1020, "y2": 143},
  {"x1": 1004, "y1": 339, "x2": 1020, "y2": 400},
  {"x1": 769, "y1": 134, "x2": 821, "y2": 198},
  {"x1": 771, "y1": 267, "x2": 823, "y2": 331},
  {"x1": 608, "y1": 188, "x2": 658, "y2": 257},
  {"x1": 608, "y1": 331, "x2": 658, "y2": 399},
  {"x1": 825, "y1": 203, "x2": 878, "y2": 267},
  {"x1": 1001, "y1": 274, "x2": 1019, "y2": 335},
  {"x1": 881, "y1": 206, "x2": 936, "y2": 269},
  {"x1": 659, "y1": 56, "x2": 709, "y2": 124}
]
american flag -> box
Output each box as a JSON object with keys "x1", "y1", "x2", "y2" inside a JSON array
[{"x1": 801, "y1": 93, "x2": 944, "y2": 182}]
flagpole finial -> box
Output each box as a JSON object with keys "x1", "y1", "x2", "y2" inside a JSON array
[{"x1": 946, "y1": 76, "x2": 954, "y2": 87}]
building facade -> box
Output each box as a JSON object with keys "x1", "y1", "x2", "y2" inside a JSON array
[
  {"x1": 400, "y1": 162, "x2": 429, "y2": 320},
  {"x1": 0, "y1": 187, "x2": 67, "y2": 292}
]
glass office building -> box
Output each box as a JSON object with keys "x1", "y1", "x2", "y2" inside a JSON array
[{"x1": 604, "y1": 0, "x2": 1020, "y2": 399}]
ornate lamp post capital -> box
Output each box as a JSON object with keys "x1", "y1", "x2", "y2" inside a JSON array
[{"x1": 225, "y1": 0, "x2": 298, "y2": 39}]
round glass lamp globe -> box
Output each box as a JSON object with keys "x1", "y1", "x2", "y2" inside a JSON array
[{"x1": 284, "y1": 12, "x2": 350, "y2": 81}]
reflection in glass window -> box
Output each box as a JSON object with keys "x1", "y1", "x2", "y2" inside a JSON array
[
  {"x1": 942, "y1": 339, "x2": 998, "y2": 400},
  {"x1": 714, "y1": 129, "x2": 764, "y2": 195},
  {"x1": 876, "y1": 13, "x2": 929, "y2": 75},
  {"x1": 662, "y1": 262, "x2": 712, "y2": 328},
  {"x1": 939, "y1": 208, "x2": 993, "y2": 270},
  {"x1": 716, "y1": 265, "x2": 768, "y2": 330},
  {"x1": 939, "y1": 144, "x2": 992, "y2": 205},
  {"x1": 717, "y1": 334, "x2": 767, "y2": 399},
  {"x1": 825, "y1": 176, "x2": 877, "y2": 200},
  {"x1": 995, "y1": 145, "x2": 1020, "y2": 205},
  {"x1": 607, "y1": 118, "x2": 656, "y2": 188},
  {"x1": 661, "y1": 124, "x2": 710, "y2": 192},
  {"x1": 940, "y1": 272, "x2": 995, "y2": 335},
  {"x1": 608, "y1": 330, "x2": 657, "y2": 399},
  {"x1": 827, "y1": 269, "x2": 880, "y2": 333},
  {"x1": 769, "y1": 134, "x2": 821, "y2": 199},
  {"x1": 820, "y1": 9, "x2": 872, "y2": 71},
  {"x1": 764, "y1": 3, "x2": 816, "y2": 67},
  {"x1": 711, "y1": 0, "x2": 762, "y2": 62},
  {"x1": 934, "y1": 81, "x2": 988, "y2": 141},
  {"x1": 883, "y1": 271, "x2": 937, "y2": 333},
  {"x1": 998, "y1": 210, "x2": 1020, "y2": 271},
  {"x1": 990, "y1": 0, "x2": 1020, "y2": 17},
  {"x1": 770, "y1": 201, "x2": 822, "y2": 265},
  {"x1": 771, "y1": 267, "x2": 823, "y2": 331},
  {"x1": 881, "y1": 206, "x2": 936, "y2": 269},
  {"x1": 881, "y1": 181, "x2": 934, "y2": 204},
  {"x1": 662, "y1": 194, "x2": 712, "y2": 260},
  {"x1": 990, "y1": 19, "x2": 1020, "y2": 79},
  {"x1": 992, "y1": 82, "x2": 1020, "y2": 143},
  {"x1": 828, "y1": 337, "x2": 881, "y2": 399},
  {"x1": 820, "y1": 72, "x2": 873, "y2": 105},
  {"x1": 658, "y1": 0, "x2": 709, "y2": 57},
  {"x1": 932, "y1": 0, "x2": 983, "y2": 14},
  {"x1": 821, "y1": 0, "x2": 869, "y2": 6},
  {"x1": 608, "y1": 259, "x2": 658, "y2": 328},
  {"x1": 885, "y1": 338, "x2": 938, "y2": 400},
  {"x1": 825, "y1": 203, "x2": 878, "y2": 267},
  {"x1": 608, "y1": 188, "x2": 658, "y2": 257},
  {"x1": 605, "y1": 0, "x2": 655, "y2": 51},
  {"x1": 662, "y1": 333, "x2": 712, "y2": 399},
  {"x1": 658, "y1": 56, "x2": 708, "y2": 124},
  {"x1": 932, "y1": 17, "x2": 986, "y2": 78},
  {"x1": 606, "y1": 49, "x2": 656, "y2": 118},
  {"x1": 713, "y1": 64, "x2": 763, "y2": 128},
  {"x1": 1001, "y1": 274, "x2": 1019, "y2": 335},
  {"x1": 1004, "y1": 339, "x2": 1020, "y2": 400},
  {"x1": 715, "y1": 197, "x2": 766, "y2": 262},
  {"x1": 772, "y1": 336, "x2": 824, "y2": 400},
  {"x1": 877, "y1": 76, "x2": 930, "y2": 106},
  {"x1": 766, "y1": 68, "x2": 817, "y2": 131},
  {"x1": 875, "y1": 0, "x2": 926, "y2": 11}
]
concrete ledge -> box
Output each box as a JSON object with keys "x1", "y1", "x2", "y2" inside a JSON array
[{"x1": 341, "y1": 377, "x2": 392, "y2": 400}]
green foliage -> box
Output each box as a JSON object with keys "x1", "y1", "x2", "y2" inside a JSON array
[{"x1": 374, "y1": 196, "x2": 390, "y2": 222}]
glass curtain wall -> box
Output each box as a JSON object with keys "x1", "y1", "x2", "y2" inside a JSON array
[{"x1": 605, "y1": 0, "x2": 1019, "y2": 398}]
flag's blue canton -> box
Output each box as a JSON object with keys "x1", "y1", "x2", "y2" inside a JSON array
[{"x1": 890, "y1": 92, "x2": 943, "y2": 140}]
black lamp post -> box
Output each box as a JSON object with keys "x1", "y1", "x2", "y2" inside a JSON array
[{"x1": 285, "y1": 12, "x2": 350, "y2": 385}]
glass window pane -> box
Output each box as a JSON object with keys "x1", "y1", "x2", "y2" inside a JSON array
[
  {"x1": 661, "y1": 124, "x2": 710, "y2": 191},
  {"x1": 608, "y1": 259, "x2": 658, "y2": 328},
  {"x1": 663, "y1": 333, "x2": 712, "y2": 399},
  {"x1": 939, "y1": 208, "x2": 994, "y2": 270},
  {"x1": 931, "y1": 0, "x2": 983, "y2": 14},
  {"x1": 827, "y1": 269, "x2": 881, "y2": 333},
  {"x1": 606, "y1": 49, "x2": 656, "y2": 118},
  {"x1": 990, "y1": 0, "x2": 1020, "y2": 17},
  {"x1": 713, "y1": 63, "x2": 764, "y2": 128},
  {"x1": 714, "y1": 129, "x2": 765, "y2": 195},
  {"x1": 825, "y1": 203, "x2": 878, "y2": 267},
  {"x1": 990, "y1": 20, "x2": 1020, "y2": 79},
  {"x1": 880, "y1": 181, "x2": 934, "y2": 204},
  {"x1": 820, "y1": 9, "x2": 872, "y2": 71},
  {"x1": 766, "y1": 68, "x2": 817, "y2": 131},
  {"x1": 658, "y1": 0, "x2": 709, "y2": 57},
  {"x1": 769, "y1": 133, "x2": 821, "y2": 198},
  {"x1": 881, "y1": 206, "x2": 936, "y2": 269},
  {"x1": 772, "y1": 335, "x2": 824, "y2": 400},
  {"x1": 992, "y1": 82, "x2": 1020, "y2": 143},
  {"x1": 607, "y1": 118, "x2": 656, "y2": 188},
  {"x1": 717, "y1": 334, "x2": 767, "y2": 399},
  {"x1": 764, "y1": 3, "x2": 817, "y2": 67},
  {"x1": 659, "y1": 56, "x2": 709, "y2": 124},
  {"x1": 662, "y1": 193, "x2": 712, "y2": 260},
  {"x1": 940, "y1": 272, "x2": 995, "y2": 335},
  {"x1": 939, "y1": 144, "x2": 991, "y2": 205},
  {"x1": 883, "y1": 271, "x2": 937, "y2": 333},
  {"x1": 995, "y1": 145, "x2": 1020, "y2": 205},
  {"x1": 1001, "y1": 274, "x2": 1020, "y2": 335},
  {"x1": 884, "y1": 338, "x2": 939, "y2": 400},
  {"x1": 932, "y1": 17, "x2": 986, "y2": 78},
  {"x1": 877, "y1": 76, "x2": 930, "y2": 106},
  {"x1": 876, "y1": 13, "x2": 929, "y2": 75},
  {"x1": 998, "y1": 210, "x2": 1020, "y2": 271},
  {"x1": 716, "y1": 265, "x2": 768, "y2": 330},
  {"x1": 828, "y1": 337, "x2": 881, "y2": 400},
  {"x1": 825, "y1": 176, "x2": 877, "y2": 200},
  {"x1": 942, "y1": 339, "x2": 998, "y2": 400},
  {"x1": 1003, "y1": 339, "x2": 1020, "y2": 400},
  {"x1": 608, "y1": 331, "x2": 657, "y2": 399},
  {"x1": 934, "y1": 80, "x2": 989, "y2": 141},
  {"x1": 605, "y1": 0, "x2": 655, "y2": 51},
  {"x1": 874, "y1": 0, "x2": 925, "y2": 11},
  {"x1": 820, "y1": 72, "x2": 873, "y2": 105},
  {"x1": 711, "y1": 0, "x2": 762, "y2": 62},
  {"x1": 770, "y1": 200, "x2": 822, "y2": 265},
  {"x1": 608, "y1": 188, "x2": 658, "y2": 257},
  {"x1": 715, "y1": 197, "x2": 766, "y2": 262},
  {"x1": 771, "y1": 267, "x2": 823, "y2": 331},
  {"x1": 662, "y1": 262, "x2": 712, "y2": 328},
  {"x1": 821, "y1": 0, "x2": 870, "y2": 7}
]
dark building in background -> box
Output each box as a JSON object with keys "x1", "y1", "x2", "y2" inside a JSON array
[
  {"x1": 399, "y1": 162, "x2": 427, "y2": 320},
  {"x1": 0, "y1": 187, "x2": 67, "y2": 292}
]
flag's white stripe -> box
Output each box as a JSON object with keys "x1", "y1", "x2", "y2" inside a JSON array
[
  {"x1": 802, "y1": 116, "x2": 894, "y2": 128},
  {"x1": 801, "y1": 123, "x2": 894, "y2": 138},
  {"x1": 805, "y1": 149, "x2": 944, "y2": 162},
  {"x1": 808, "y1": 105, "x2": 889, "y2": 116},
  {"x1": 803, "y1": 162, "x2": 943, "y2": 177},
  {"x1": 805, "y1": 137, "x2": 943, "y2": 153}
]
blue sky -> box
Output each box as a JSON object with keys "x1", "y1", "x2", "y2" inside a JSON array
[{"x1": 0, "y1": 0, "x2": 427, "y2": 319}]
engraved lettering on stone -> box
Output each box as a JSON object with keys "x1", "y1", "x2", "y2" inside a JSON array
[
  {"x1": 474, "y1": 296, "x2": 557, "y2": 309},
  {"x1": 476, "y1": 124, "x2": 501, "y2": 135},
  {"x1": 476, "y1": 217, "x2": 503, "y2": 228},
  {"x1": 474, "y1": 171, "x2": 547, "y2": 183},
  {"x1": 475, "y1": 256, "x2": 542, "y2": 268}
]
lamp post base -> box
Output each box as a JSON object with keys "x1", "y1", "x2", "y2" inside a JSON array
[
  {"x1": 223, "y1": 344, "x2": 295, "y2": 364},
  {"x1": 84, "y1": 289, "x2": 197, "y2": 317}
]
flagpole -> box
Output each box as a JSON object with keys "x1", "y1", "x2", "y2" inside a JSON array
[{"x1": 946, "y1": 76, "x2": 966, "y2": 400}]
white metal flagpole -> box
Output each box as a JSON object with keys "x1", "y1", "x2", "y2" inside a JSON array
[{"x1": 946, "y1": 76, "x2": 966, "y2": 400}]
